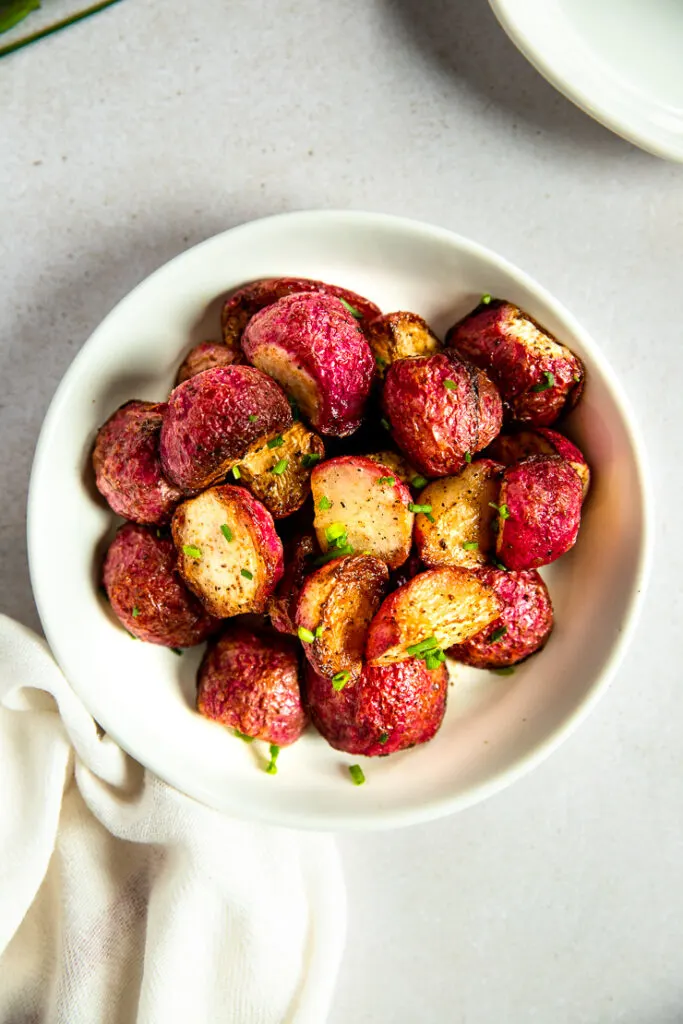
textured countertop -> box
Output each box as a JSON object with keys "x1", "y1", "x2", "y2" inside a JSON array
[{"x1": 2, "y1": 2, "x2": 682, "y2": 1021}]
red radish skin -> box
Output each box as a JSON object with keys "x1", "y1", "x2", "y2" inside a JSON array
[
  {"x1": 496, "y1": 455, "x2": 583, "y2": 570},
  {"x1": 488, "y1": 428, "x2": 590, "y2": 498},
  {"x1": 242, "y1": 292, "x2": 375, "y2": 437},
  {"x1": 305, "y1": 658, "x2": 447, "y2": 756},
  {"x1": 268, "y1": 533, "x2": 318, "y2": 635},
  {"x1": 175, "y1": 341, "x2": 241, "y2": 386},
  {"x1": 197, "y1": 626, "x2": 307, "y2": 746},
  {"x1": 93, "y1": 401, "x2": 183, "y2": 525},
  {"x1": 102, "y1": 523, "x2": 220, "y2": 647}
]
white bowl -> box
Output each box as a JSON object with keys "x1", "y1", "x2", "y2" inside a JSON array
[
  {"x1": 28, "y1": 211, "x2": 650, "y2": 830},
  {"x1": 490, "y1": 0, "x2": 683, "y2": 162}
]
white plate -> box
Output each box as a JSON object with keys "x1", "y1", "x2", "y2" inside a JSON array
[
  {"x1": 28, "y1": 211, "x2": 650, "y2": 830},
  {"x1": 490, "y1": 0, "x2": 683, "y2": 163}
]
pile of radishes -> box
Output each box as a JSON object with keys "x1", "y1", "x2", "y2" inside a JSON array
[{"x1": 94, "y1": 277, "x2": 589, "y2": 779}]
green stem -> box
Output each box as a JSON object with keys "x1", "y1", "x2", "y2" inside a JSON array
[{"x1": 0, "y1": 0, "x2": 125, "y2": 58}]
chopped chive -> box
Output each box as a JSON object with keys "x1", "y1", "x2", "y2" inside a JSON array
[
  {"x1": 380, "y1": 418, "x2": 391, "y2": 431},
  {"x1": 349, "y1": 764, "x2": 365, "y2": 785},
  {"x1": 125, "y1": 630, "x2": 137, "y2": 639},
  {"x1": 493, "y1": 666, "x2": 515, "y2": 676},
  {"x1": 302, "y1": 452, "x2": 322, "y2": 468},
  {"x1": 375, "y1": 355, "x2": 387, "y2": 369},
  {"x1": 408, "y1": 503, "x2": 432, "y2": 515},
  {"x1": 425, "y1": 512, "x2": 435, "y2": 524},
  {"x1": 220, "y1": 524, "x2": 233, "y2": 542},
  {"x1": 462, "y1": 541, "x2": 479, "y2": 551},
  {"x1": 318, "y1": 495, "x2": 333, "y2": 511},
  {"x1": 332, "y1": 671, "x2": 350, "y2": 691},
  {"x1": 315, "y1": 625, "x2": 324, "y2": 639},
  {"x1": 234, "y1": 728, "x2": 254, "y2": 743},
  {"x1": 488, "y1": 502, "x2": 510, "y2": 520},
  {"x1": 378, "y1": 733, "x2": 389, "y2": 745},
  {"x1": 248, "y1": 414, "x2": 258, "y2": 422},
  {"x1": 481, "y1": 293, "x2": 492, "y2": 305},
  {"x1": 155, "y1": 528, "x2": 163, "y2": 538},
  {"x1": 298, "y1": 626, "x2": 315, "y2": 644},
  {"x1": 231, "y1": 465, "x2": 241, "y2": 479},
  {"x1": 464, "y1": 452, "x2": 472, "y2": 463},
  {"x1": 170, "y1": 647, "x2": 183, "y2": 656},
  {"x1": 532, "y1": 370, "x2": 555, "y2": 393},
  {"x1": 340, "y1": 298, "x2": 362, "y2": 318},
  {"x1": 265, "y1": 744, "x2": 280, "y2": 775},
  {"x1": 406, "y1": 636, "x2": 440, "y2": 656},
  {"x1": 572, "y1": 373, "x2": 582, "y2": 384},
  {"x1": 411, "y1": 475, "x2": 428, "y2": 490},
  {"x1": 378, "y1": 476, "x2": 396, "y2": 486},
  {"x1": 182, "y1": 544, "x2": 202, "y2": 559},
  {"x1": 325, "y1": 523, "x2": 347, "y2": 543},
  {"x1": 267, "y1": 435, "x2": 284, "y2": 449},
  {"x1": 493, "y1": 559, "x2": 508, "y2": 572},
  {"x1": 424, "y1": 651, "x2": 445, "y2": 671},
  {"x1": 490, "y1": 625, "x2": 508, "y2": 643},
  {"x1": 313, "y1": 544, "x2": 354, "y2": 566},
  {"x1": 443, "y1": 379, "x2": 458, "y2": 390},
  {"x1": 271, "y1": 458, "x2": 288, "y2": 475},
  {"x1": 132, "y1": 606, "x2": 140, "y2": 618},
  {"x1": 241, "y1": 568, "x2": 253, "y2": 580}
]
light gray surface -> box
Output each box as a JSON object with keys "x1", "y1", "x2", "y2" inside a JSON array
[{"x1": 1, "y1": 2, "x2": 681, "y2": 1021}]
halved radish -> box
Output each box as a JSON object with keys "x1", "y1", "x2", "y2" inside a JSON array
[{"x1": 236, "y1": 421, "x2": 325, "y2": 519}]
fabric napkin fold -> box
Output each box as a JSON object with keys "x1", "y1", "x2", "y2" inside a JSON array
[{"x1": 0, "y1": 615, "x2": 345, "y2": 1024}]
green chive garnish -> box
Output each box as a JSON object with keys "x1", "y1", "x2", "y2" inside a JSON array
[
  {"x1": 443, "y1": 379, "x2": 458, "y2": 390},
  {"x1": 302, "y1": 452, "x2": 322, "y2": 468},
  {"x1": 248, "y1": 414, "x2": 258, "y2": 422},
  {"x1": 493, "y1": 667, "x2": 515, "y2": 676},
  {"x1": 265, "y1": 744, "x2": 280, "y2": 775},
  {"x1": 490, "y1": 626, "x2": 508, "y2": 642},
  {"x1": 375, "y1": 355, "x2": 387, "y2": 369},
  {"x1": 532, "y1": 370, "x2": 555, "y2": 393},
  {"x1": 462, "y1": 541, "x2": 478, "y2": 551},
  {"x1": 234, "y1": 728, "x2": 254, "y2": 743},
  {"x1": 332, "y1": 671, "x2": 350, "y2": 691},
  {"x1": 339, "y1": 298, "x2": 362, "y2": 318},
  {"x1": 481, "y1": 293, "x2": 492, "y2": 305},
  {"x1": 406, "y1": 636, "x2": 440, "y2": 656},
  {"x1": 313, "y1": 545, "x2": 354, "y2": 566},
  {"x1": 424, "y1": 650, "x2": 446, "y2": 670},
  {"x1": 267, "y1": 435, "x2": 284, "y2": 449},
  {"x1": 408, "y1": 503, "x2": 432, "y2": 515},
  {"x1": 170, "y1": 647, "x2": 183, "y2": 656},
  {"x1": 220, "y1": 524, "x2": 233, "y2": 542},
  {"x1": 349, "y1": 764, "x2": 365, "y2": 785},
  {"x1": 232, "y1": 465, "x2": 241, "y2": 479},
  {"x1": 493, "y1": 559, "x2": 508, "y2": 572},
  {"x1": 315, "y1": 625, "x2": 324, "y2": 639},
  {"x1": 241, "y1": 568, "x2": 253, "y2": 580},
  {"x1": 271, "y1": 458, "x2": 288, "y2": 475},
  {"x1": 182, "y1": 544, "x2": 202, "y2": 559},
  {"x1": 378, "y1": 733, "x2": 389, "y2": 745},
  {"x1": 325, "y1": 523, "x2": 347, "y2": 543},
  {"x1": 378, "y1": 476, "x2": 396, "y2": 486},
  {"x1": 411, "y1": 475, "x2": 428, "y2": 490},
  {"x1": 298, "y1": 626, "x2": 315, "y2": 643},
  {"x1": 380, "y1": 418, "x2": 391, "y2": 431},
  {"x1": 318, "y1": 495, "x2": 333, "y2": 511},
  {"x1": 488, "y1": 502, "x2": 510, "y2": 520},
  {"x1": 464, "y1": 452, "x2": 472, "y2": 463},
  {"x1": 132, "y1": 606, "x2": 140, "y2": 618}
]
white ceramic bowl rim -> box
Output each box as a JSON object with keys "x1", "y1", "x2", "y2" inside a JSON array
[{"x1": 28, "y1": 211, "x2": 653, "y2": 830}]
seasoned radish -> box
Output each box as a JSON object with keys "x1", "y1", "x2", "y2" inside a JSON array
[
  {"x1": 171, "y1": 485, "x2": 283, "y2": 617},
  {"x1": 414, "y1": 459, "x2": 504, "y2": 569},
  {"x1": 241, "y1": 292, "x2": 375, "y2": 437},
  {"x1": 93, "y1": 400, "x2": 183, "y2": 525},
  {"x1": 235, "y1": 421, "x2": 325, "y2": 519},
  {"x1": 366, "y1": 311, "x2": 441, "y2": 376},
  {"x1": 365, "y1": 567, "x2": 502, "y2": 666},
  {"x1": 495, "y1": 454, "x2": 583, "y2": 570},
  {"x1": 175, "y1": 341, "x2": 241, "y2": 386},
  {"x1": 446, "y1": 299, "x2": 585, "y2": 426},
  {"x1": 160, "y1": 364, "x2": 292, "y2": 493},
  {"x1": 382, "y1": 351, "x2": 503, "y2": 477},
  {"x1": 197, "y1": 625, "x2": 307, "y2": 746},
  {"x1": 449, "y1": 568, "x2": 553, "y2": 669},
  {"x1": 221, "y1": 276, "x2": 381, "y2": 350},
  {"x1": 364, "y1": 450, "x2": 418, "y2": 486},
  {"x1": 102, "y1": 523, "x2": 220, "y2": 647},
  {"x1": 305, "y1": 657, "x2": 447, "y2": 757},
  {"x1": 295, "y1": 554, "x2": 389, "y2": 681},
  {"x1": 268, "y1": 532, "x2": 318, "y2": 635},
  {"x1": 310, "y1": 456, "x2": 414, "y2": 570},
  {"x1": 487, "y1": 427, "x2": 590, "y2": 498}
]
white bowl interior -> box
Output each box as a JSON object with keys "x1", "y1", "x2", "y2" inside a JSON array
[
  {"x1": 28, "y1": 212, "x2": 649, "y2": 830},
  {"x1": 490, "y1": 0, "x2": 683, "y2": 161}
]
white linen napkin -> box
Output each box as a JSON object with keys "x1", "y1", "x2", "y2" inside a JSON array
[{"x1": 0, "y1": 615, "x2": 345, "y2": 1024}]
